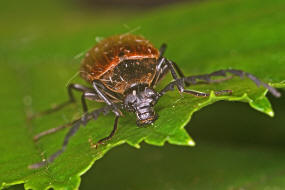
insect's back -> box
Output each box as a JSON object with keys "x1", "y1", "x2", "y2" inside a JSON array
[{"x1": 80, "y1": 34, "x2": 160, "y2": 94}]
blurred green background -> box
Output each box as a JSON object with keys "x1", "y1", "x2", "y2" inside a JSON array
[{"x1": 1, "y1": 0, "x2": 285, "y2": 189}]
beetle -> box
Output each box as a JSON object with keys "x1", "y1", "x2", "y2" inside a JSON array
[{"x1": 29, "y1": 34, "x2": 281, "y2": 169}]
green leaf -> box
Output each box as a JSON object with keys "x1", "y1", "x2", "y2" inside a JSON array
[{"x1": 1, "y1": 0, "x2": 285, "y2": 189}]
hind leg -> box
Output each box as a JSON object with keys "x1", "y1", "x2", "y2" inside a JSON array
[{"x1": 29, "y1": 105, "x2": 114, "y2": 169}]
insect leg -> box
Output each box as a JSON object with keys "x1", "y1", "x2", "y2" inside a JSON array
[
  {"x1": 168, "y1": 59, "x2": 187, "y2": 79},
  {"x1": 151, "y1": 57, "x2": 190, "y2": 87},
  {"x1": 80, "y1": 91, "x2": 102, "y2": 124},
  {"x1": 29, "y1": 119, "x2": 82, "y2": 169},
  {"x1": 170, "y1": 60, "x2": 194, "y2": 87},
  {"x1": 183, "y1": 69, "x2": 281, "y2": 97},
  {"x1": 158, "y1": 44, "x2": 190, "y2": 80},
  {"x1": 163, "y1": 58, "x2": 187, "y2": 92},
  {"x1": 159, "y1": 79, "x2": 231, "y2": 97},
  {"x1": 31, "y1": 91, "x2": 101, "y2": 139},
  {"x1": 92, "y1": 80, "x2": 123, "y2": 116},
  {"x1": 92, "y1": 116, "x2": 120, "y2": 148},
  {"x1": 30, "y1": 105, "x2": 113, "y2": 169},
  {"x1": 151, "y1": 57, "x2": 168, "y2": 87},
  {"x1": 33, "y1": 105, "x2": 113, "y2": 141},
  {"x1": 159, "y1": 43, "x2": 167, "y2": 57},
  {"x1": 160, "y1": 59, "x2": 233, "y2": 97},
  {"x1": 30, "y1": 84, "x2": 94, "y2": 119}
]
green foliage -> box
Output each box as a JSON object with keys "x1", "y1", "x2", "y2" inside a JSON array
[{"x1": 0, "y1": 0, "x2": 285, "y2": 189}]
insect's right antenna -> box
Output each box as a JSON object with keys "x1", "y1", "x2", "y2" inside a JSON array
[
  {"x1": 123, "y1": 25, "x2": 141, "y2": 35},
  {"x1": 65, "y1": 71, "x2": 89, "y2": 87}
]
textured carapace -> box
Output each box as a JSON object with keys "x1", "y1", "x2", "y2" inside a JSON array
[{"x1": 80, "y1": 34, "x2": 160, "y2": 94}]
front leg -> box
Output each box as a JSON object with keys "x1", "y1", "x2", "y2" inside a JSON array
[
  {"x1": 90, "y1": 116, "x2": 120, "y2": 149},
  {"x1": 164, "y1": 59, "x2": 185, "y2": 92},
  {"x1": 163, "y1": 59, "x2": 224, "y2": 96},
  {"x1": 92, "y1": 80, "x2": 123, "y2": 117},
  {"x1": 159, "y1": 79, "x2": 231, "y2": 97},
  {"x1": 159, "y1": 69, "x2": 281, "y2": 98},
  {"x1": 182, "y1": 69, "x2": 281, "y2": 97}
]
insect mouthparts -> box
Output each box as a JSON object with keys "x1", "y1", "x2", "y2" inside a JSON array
[{"x1": 136, "y1": 110, "x2": 158, "y2": 126}]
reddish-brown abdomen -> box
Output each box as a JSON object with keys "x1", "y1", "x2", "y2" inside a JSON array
[
  {"x1": 80, "y1": 34, "x2": 159, "y2": 81},
  {"x1": 80, "y1": 34, "x2": 160, "y2": 94}
]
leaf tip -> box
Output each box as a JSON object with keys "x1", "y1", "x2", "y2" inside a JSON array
[
  {"x1": 187, "y1": 139, "x2": 195, "y2": 146},
  {"x1": 267, "y1": 110, "x2": 274, "y2": 117}
]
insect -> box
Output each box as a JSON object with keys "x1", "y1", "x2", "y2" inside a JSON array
[{"x1": 29, "y1": 34, "x2": 281, "y2": 169}]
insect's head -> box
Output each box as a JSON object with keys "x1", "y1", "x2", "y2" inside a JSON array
[{"x1": 124, "y1": 85, "x2": 159, "y2": 126}]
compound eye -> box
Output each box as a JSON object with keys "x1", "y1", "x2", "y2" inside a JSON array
[{"x1": 145, "y1": 88, "x2": 155, "y2": 97}]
